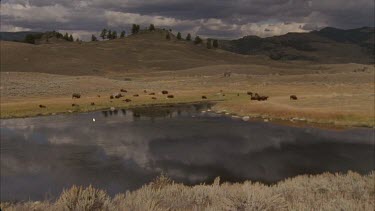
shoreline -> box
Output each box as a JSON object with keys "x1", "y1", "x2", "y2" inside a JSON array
[{"x1": 1, "y1": 99, "x2": 373, "y2": 130}]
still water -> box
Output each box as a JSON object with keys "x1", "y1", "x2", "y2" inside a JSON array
[{"x1": 1, "y1": 104, "x2": 374, "y2": 201}]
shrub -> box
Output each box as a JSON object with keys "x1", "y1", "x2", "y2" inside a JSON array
[{"x1": 56, "y1": 185, "x2": 111, "y2": 211}]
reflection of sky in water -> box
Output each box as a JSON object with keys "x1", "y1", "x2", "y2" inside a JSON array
[{"x1": 1, "y1": 105, "x2": 374, "y2": 201}]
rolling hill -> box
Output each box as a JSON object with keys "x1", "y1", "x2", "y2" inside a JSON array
[
  {"x1": 0, "y1": 29, "x2": 267, "y2": 76},
  {"x1": 218, "y1": 27, "x2": 375, "y2": 64}
]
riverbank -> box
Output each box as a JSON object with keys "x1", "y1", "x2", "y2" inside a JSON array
[{"x1": 1, "y1": 171, "x2": 374, "y2": 210}]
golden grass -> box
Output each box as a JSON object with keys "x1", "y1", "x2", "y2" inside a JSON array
[{"x1": 1, "y1": 171, "x2": 374, "y2": 211}]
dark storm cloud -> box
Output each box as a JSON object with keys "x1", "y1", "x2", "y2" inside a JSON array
[{"x1": 1, "y1": 0, "x2": 374, "y2": 39}]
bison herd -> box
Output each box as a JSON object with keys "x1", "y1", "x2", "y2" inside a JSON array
[{"x1": 40, "y1": 89, "x2": 298, "y2": 110}]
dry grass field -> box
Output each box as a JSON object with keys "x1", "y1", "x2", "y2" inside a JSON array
[
  {"x1": 1, "y1": 171, "x2": 374, "y2": 211},
  {"x1": 1, "y1": 62, "x2": 374, "y2": 127}
]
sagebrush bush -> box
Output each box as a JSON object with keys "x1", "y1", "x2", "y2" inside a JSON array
[
  {"x1": 1, "y1": 171, "x2": 374, "y2": 211},
  {"x1": 56, "y1": 185, "x2": 111, "y2": 211}
]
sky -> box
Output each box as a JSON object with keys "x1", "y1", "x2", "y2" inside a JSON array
[{"x1": 1, "y1": 0, "x2": 374, "y2": 40}]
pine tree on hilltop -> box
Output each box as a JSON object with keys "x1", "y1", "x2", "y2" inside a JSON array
[
  {"x1": 120, "y1": 30, "x2": 126, "y2": 38},
  {"x1": 186, "y1": 33, "x2": 191, "y2": 41},
  {"x1": 91, "y1": 34, "x2": 98, "y2": 41},
  {"x1": 213, "y1": 39, "x2": 219, "y2": 48},
  {"x1": 132, "y1": 24, "x2": 140, "y2": 34},
  {"x1": 112, "y1": 31, "x2": 117, "y2": 39},
  {"x1": 194, "y1": 36, "x2": 202, "y2": 44},
  {"x1": 107, "y1": 30, "x2": 112, "y2": 39},
  {"x1": 149, "y1": 24, "x2": 155, "y2": 31},
  {"x1": 176, "y1": 32, "x2": 182, "y2": 40},
  {"x1": 63, "y1": 32, "x2": 69, "y2": 41},
  {"x1": 100, "y1": 29, "x2": 107, "y2": 40},
  {"x1": 69, "y1": 34, "x2": 74, "y2": 42}
]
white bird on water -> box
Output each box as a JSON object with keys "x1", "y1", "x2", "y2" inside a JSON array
[{"x1": 92, "y1": 118, "x2": 96, "y2": 122}]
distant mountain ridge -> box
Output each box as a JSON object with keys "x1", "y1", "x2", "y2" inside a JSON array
[{"x1": 218, "y1": 27, "x2": 374, "y2": 64}]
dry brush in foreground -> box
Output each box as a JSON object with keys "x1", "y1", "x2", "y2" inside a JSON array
[{"x1": 1, "y1": 171, "x2": 374, "y2": 211}]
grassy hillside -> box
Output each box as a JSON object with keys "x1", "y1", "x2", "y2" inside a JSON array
[
  {"x1": 0, "y1": 29, "x2": 266, "y2": 76},
  {"x1": 218, "y1": 27, "x2": 375, "y2": 64}
]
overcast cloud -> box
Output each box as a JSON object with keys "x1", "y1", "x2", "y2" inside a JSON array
[{"x1": 1, "y1": 0, "x2": 374, "y2": 40}]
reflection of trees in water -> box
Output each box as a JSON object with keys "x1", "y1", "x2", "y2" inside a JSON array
[{"x1": 101, "y1": 103, "x2": 213, "y2": 119}]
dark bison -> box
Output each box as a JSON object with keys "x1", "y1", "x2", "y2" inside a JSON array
[
  {"x1": 259, "y1": 96, "x2": 268, "y2": 101},
  {"x1": 290, "y1": 95, "x2": 298, "y2": 100},
  {"x1": 72, "y1": 93, "x2": 81, "y2": 99},
  {"x1": 162, "y1": 90, "x2": 169, "y2": 94},
  {"x1": 223, "y1": 71, "x2": 231, "y2": 77},
  {"x1": 91, "y1": 102, "x2": 95, "y2": 106},
  {"x1": 167, "y1": 95, "x2": 174, "y2": 98},
  {"x1": 133, "y1": 94, "x2": 139, "y2": 97},
  {"x1": 39, "y1": 104, "x2": 46, "y2": 108},
  {"x1": 115, "y1": 93, "x2": 123, "y2": 99},
  {"x1": 144, "y1": 90, "x2": 147, "y2": 93},
  {"x1": 149, "y1": 92, "x2": 156, "y2": 95},
  {"x1": 152, "y1": 97, "x2": 157, "y2": 100},
  {"x1": 97, "y1": 95, "x2": 101, "y2": 98},
  {"x1": 202, "y1": 96, "x2": 207, "y2": 99},
  {"x1": 120, "y1": 89, "x2": 127, "y2": 93},
  {"x1": 123, "y1": 99, "x2": 132, "y2": 102},
  {"x1": 110, "y1": 95, "x2": 114, "y2": 99},
  {"x1": 247, "y1": 92, "x2": 253, "y2": 96},
  {"x1": 251, "y1": 93, "x2": 268, "y2": 101},
  {"x1": 72, "y1": 103, "x2": 78, "y2": 107}
]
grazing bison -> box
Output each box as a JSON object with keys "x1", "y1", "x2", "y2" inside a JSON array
[
  {"x1": 110, "y1": 95, "x2": 114, "y2": 99},
  {"x1": 202, "y1": 96, "x2": 207, "y2": 99},
  {"x1": 91, "y1": 102, "x2": 95, "y2": 106},
  {"x1": 149, "y1": 92, "x2": 156, "y2": 95},
  {"x1": 120, "y1": 89, "x2": 127, "y2": 93},
  {"x1": 223, "y1": 71, "x2": 231, "y2": 77},
  {"x1": 152, "y1": 97, "x2": 157, "y2": 100},
  {"x1": 115, "y1": 93, "x2": 123, "y2": 99},
  {"x1": 162, "y1": 90, "x2": 169, "y2": 94},
  {"x1": 290, "y1": 95, "x2": 298, "y2": 100},
  {"x1": 123, "y1": 99, "x2": 132, "y2": 102},
  {"x1": 251, "y1": 93, "x2": 268, "y2": 101},
  {"x1": 259, "y1": 96, "x2": 269, "y2": 101},
  {"x1": 237, "y1": 93, "x2": 240, "y2": 96},
  {"x1": 39, "y1": 104, "x2": 46, "y2": 108},
  {"x1": 97, "y1": 95, "x2": 101, "y2": 98},
  {"x1": 247, "y1": 92, "x2": 253, "y2": 96},
  {"x1": 133, "y1": 94, "x2": 139, "y2": 97},
  {"x1": 72, "y1": 103, "x2": 78, "y2": 107},
  {"x1": 72, "y1": 93, "x2": 81, "y2": 99},
  {"x1": 144, "y1": 90, "x2": 147, "y2": 93},
  {"x1": 167, "y1": 95, "x2": 174, "y2": 98}
]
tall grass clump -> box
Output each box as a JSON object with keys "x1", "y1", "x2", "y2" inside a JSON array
[{"x1": 1, "y1": 171, "x2": 374, "y2": 211}]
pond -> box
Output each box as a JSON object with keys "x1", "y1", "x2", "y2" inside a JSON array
[{"x1": 1, "y1": 104, "x2": 374, "y2": 201}]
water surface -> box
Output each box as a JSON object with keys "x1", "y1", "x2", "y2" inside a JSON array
[{"x1": 1, "y1": 104, "x2": 374, "y2": 201}]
